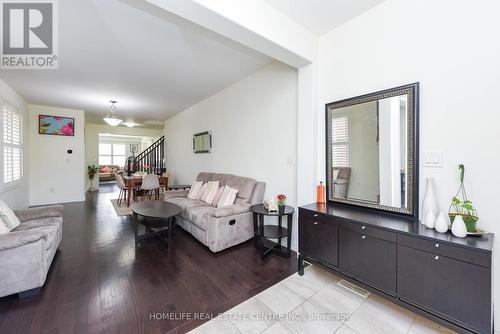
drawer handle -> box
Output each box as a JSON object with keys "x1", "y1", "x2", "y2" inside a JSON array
[
  {"x1": 314, "y1": 222, "x2": 319, "y2": 225},
  {"x1": 361, "y1": 226, "x2": 366, "y2": 230},
  {"x1": 435, "y1": 256, "x2": 439, "y2": 260},
  {"x1": 435, "y1": 243, "x2": 439, "y2": 248},
  {"x1": 361, "y1": 235, "x2": 366, "y2": 239},
  {"x1": 313, "y1": 214, "x2": 319, "y2": 218}
]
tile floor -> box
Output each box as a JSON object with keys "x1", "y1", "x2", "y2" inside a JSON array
[{"x1": 189, "y1": 265, "x2": 456, "y2": 334}]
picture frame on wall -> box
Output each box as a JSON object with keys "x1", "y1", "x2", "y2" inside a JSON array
[
  {"x1": 130, "y1": 143, "x2": 139, "y2": 155},
  {"x1": 39, "y1": 115, "x2": 75, "y2": 136}
]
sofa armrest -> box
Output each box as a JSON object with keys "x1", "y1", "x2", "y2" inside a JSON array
[
  {"x1": 163, "y1": 189, "x2": 189, "y2": 200},
  {"x1": 0, "y1": 230, "x2": 47, "y2": 251},
  {"x1": 213, "y1": 204, "x2": 252, "y2": 218},
  {"x1": 14, "y1": 205, "x2": 64, "y2": 223}
]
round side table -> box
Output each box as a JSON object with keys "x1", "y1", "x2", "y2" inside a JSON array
[{"x1": 250, "y1": 204, "x2": 294, "y2": 261}]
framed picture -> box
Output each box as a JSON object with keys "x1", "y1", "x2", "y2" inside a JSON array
[
  {"x1": 130, "y1": 143, "x2": 139, "y2": 154},
  {"x1": 193, "y1": 131, "x2": 212, "y2": 153},
  {"x1": 39, "y1": 115, "x2": 75, "y2": 136}
]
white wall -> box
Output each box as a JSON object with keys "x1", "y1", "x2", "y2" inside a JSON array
[
  {"x1": 29, "y1": 105, "x2": 86, "y2": 205},
  {"x1": 0, "y1": 78, "x2": 29, "y2": 209},
  {"x1": 85, "y1": 123, "x2": 163, "y2": 190},
  {"x1": 317, "y1": 0, "x2": 500, "y2": 324},
  {"x1": 165, "y1": 61, "x2": 298, "y2": 245}
]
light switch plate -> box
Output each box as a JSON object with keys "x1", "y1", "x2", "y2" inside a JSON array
[{"x1": 422, "y1": 151, "x2": 443, "y2": 168}]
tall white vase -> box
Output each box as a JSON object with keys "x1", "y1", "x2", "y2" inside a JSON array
[
  {"x1": 421, "y1": 178, "x2": 439, "y2": 222},
  {"x1": 451, "y1": 215, "x2": 467, "y2": 238}
]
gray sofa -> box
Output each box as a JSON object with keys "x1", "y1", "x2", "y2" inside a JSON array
[
  {"x1": 0, "y1": 205, "x2": 63, "y2": 298},
  {"x1": 164, "y1": 172, "x2": 265, "y2": 253}
]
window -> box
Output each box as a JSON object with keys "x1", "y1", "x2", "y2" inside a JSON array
[
  {"x1": 2, "y1": 100, "x2": 23, "y2": 186},
  {"x1": 332, "y1": 116, "x2": 349, "y2": 167},
  {"x1": 99, "y1": 143, "x2": 126, "y2": 166}
]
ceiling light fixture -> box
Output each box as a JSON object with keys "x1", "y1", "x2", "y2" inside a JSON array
[
  {"x1": 123, "y1": 122, "x2": 136, "y2": 128},
  {"x1": 103, "y1": 100, "x2": 123, "y2": 126}
]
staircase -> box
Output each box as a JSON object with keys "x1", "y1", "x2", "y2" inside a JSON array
[{"x1": 126, "y1": 136, "x2": 165, "y2": 175}]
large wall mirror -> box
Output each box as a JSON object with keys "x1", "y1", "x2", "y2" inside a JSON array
[{"x1": 326, "y1": 83, "x2": 419, "y2": 218}]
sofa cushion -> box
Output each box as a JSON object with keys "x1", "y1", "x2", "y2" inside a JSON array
[
  {"x1": 165, "y1": 197, "x2": 210, "y2": 219},
  {"x1": 212, "y1": 186, "x2": 224, "y2": 207},
  {"x1": 187, "y1": 181, "x2": 203, "y2": 199},
  {"x1": 186, "y1": 206, "x2": 217, "y2": 230},
  {"x1": 201, "y1": 181, "x2": 219, "y2": 205},
  {"x1": 196, "y1": 172, "x2": 217, "y2": 183},
  {"x1": 13, "y1": 217, "x2": 62, "y2": 251},
  {"x1": 214, "y1": 174, "x2": 256, "y2": 204},
  {"x1": 0, "y1": 200, "x2": 20, "y2": 231},
  {"x1": 196, "y1": 183, "x2": 207, "y2": 200},
  {"x1": 217, "y1": 186, "x2": 238, "y2": 207}
]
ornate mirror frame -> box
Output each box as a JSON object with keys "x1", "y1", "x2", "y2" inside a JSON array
[{"x1": 325, "y1": 83, "x2": 419, "y2": 218}]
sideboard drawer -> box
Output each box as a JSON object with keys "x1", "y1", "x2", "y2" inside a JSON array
[
  {"x1": 340, "y1": 220, "x2": 397, "y2": 243},
  {"x1": 299, "y1": 208, "x2": 331, "y2": 224},
  {"x1": 398, "y1": 234, "x2": 491, "y2": 268}
]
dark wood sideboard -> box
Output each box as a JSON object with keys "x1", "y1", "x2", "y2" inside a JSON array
[{"x1": 298, "y1": 203, "x2": 494, "y2": 334}]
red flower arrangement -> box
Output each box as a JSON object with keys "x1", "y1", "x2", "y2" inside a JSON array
[{"x1": 277, "y1": 194, "x2": 286, "y2": 206}]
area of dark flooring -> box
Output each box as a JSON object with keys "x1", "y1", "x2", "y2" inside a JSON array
[{"x1": 0, "y1": 184, "x2": 297, "y2": 334}]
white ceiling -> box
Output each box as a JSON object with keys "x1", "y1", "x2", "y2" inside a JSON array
[
  {"x1": 0, "y1": 0, "x2": 272, "y2": 127},
  {"x1": 265, "y1": 0, "x2": 386, "y2": 36}
]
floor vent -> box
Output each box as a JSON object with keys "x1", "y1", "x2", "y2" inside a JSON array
[{"x1": 337, "y1": 279, "x2": 371, "y2": 299}]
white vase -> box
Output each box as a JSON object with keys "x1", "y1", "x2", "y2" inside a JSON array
[
  {"x1": 423, "y1": 210, "x2": 436, "y2": 229},
  {"x1": 451, "y1": 215, "x2": 467, "y2": 238},
  {"x1": 435, "y1": 212, "x2": 449, "y2": 233},
  {"x1": 421, "y1": 177, "x2": 439, "y2": 222}
]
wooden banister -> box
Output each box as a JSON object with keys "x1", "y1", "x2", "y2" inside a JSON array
[{"x1": 127, "y1": 136, "x2": 165, "y2": 176}]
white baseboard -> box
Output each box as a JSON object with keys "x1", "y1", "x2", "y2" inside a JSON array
[{"x1": 29, "y1": 197, "x2": 86, "y2": 206}]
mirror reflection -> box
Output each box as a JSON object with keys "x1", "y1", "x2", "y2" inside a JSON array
[{"x1": 328, "y1": 94, "x2": 408, "y2": 209}]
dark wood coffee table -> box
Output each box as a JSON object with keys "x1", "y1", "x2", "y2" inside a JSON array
[{"x1": 131, "y1": 200, "x2": 182, "y2": 249}]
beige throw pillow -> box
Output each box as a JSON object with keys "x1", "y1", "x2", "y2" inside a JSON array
[
  {"x1": 201, "y1": 181, "x2": 219, "y2": 205},
  {"x1": 0, "y1": 219, "x2": 10, "y2": 235},
  {"x1": 187, "y1": 181, "x2": 204, "y2": 200},
  {"x1": 196, "y1": 183, "x2": 207, "y2": 200},
  {"x1": 212, "y1": 187, "x2": 224, "y2": 207},
  {"x1": 0, "y1": 200, "x2": 20, "y2": 232},
  {"x1": 217, "y1": 186, "x2": 238, "y2": 208}
]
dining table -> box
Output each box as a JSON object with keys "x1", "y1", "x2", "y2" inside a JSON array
[{"x1": 122, "y1": 174, "x2": 168, "y2": 207}]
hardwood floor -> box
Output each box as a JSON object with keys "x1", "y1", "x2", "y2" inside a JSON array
[{"x1": 0, "y1": 184, "x2": 297, "y2": 334}]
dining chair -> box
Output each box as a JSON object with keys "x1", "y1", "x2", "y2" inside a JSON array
[
  {"x1": 116, "y1": 174, "x2": 137, "y2": 205},
  {"x1": 141, "y1": 174, "x2": 160, "y2": 201},
  {"x1": 160, "y1": 172, "x2": 169, "y2": 193}
]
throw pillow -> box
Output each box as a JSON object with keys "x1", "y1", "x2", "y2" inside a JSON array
[
  {"x1": 201, "y1": 181, "x2": 220, "y2": 205},
  {"x1": 212, "y1": 186, "x2": 224, "y2": 207},
  {"x1": 217, "y1": 185, "x2": 239, "y2": 208},
  {"x1": 0, "y1": 218, "x2": 10, "y2": 235},
  {"x1": 0, "y1": 200, "x2": 21, "y2": 231},
  {"x1": 102, "y1": 166, "x2": 112, "y2": 173},
  {"x1": 187, "y1": 181, "x2": 204, "y2": 199},
  {"x1": 196, "y1": 183, "x2": 207, "y2": 200}
]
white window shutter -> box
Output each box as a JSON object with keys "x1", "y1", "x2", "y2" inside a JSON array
[
  {"x1": 2, "y1": 100, "x2": 23, "y2": 185},
  {"x1": 332, "y1": 116, "x2": 349, "y2": 168}
]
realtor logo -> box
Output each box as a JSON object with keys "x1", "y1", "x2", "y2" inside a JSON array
[{"x1": 1, "y1": 0, "x2": 58, "y2": 69}]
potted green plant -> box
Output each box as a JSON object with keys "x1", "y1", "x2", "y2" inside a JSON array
[
  {"x1": 448, "y1": 164, "x2": 478, "y2": 232},
  {"x1": 88, "y1": 165, "x2": 100, "y2": 191}
]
